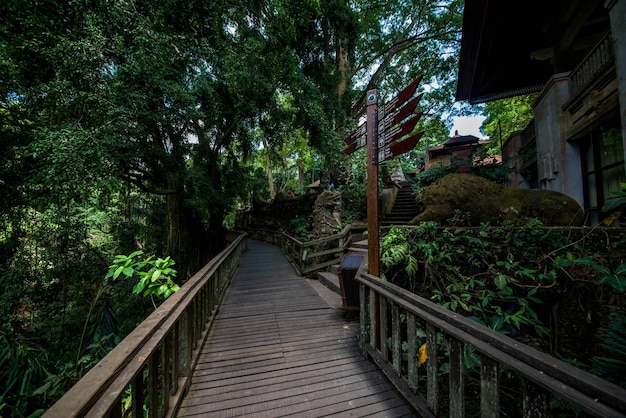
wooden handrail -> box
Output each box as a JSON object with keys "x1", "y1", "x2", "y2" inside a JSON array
[
  {"x1": 43, "y1": 233, "x2": 248, "y2": 418},
  {"x1": 356, "y1": 270, "x2": 626, "y2": 417},
  {"x1": 243, "y1": 224, "x2": 361, "y2": 275}
]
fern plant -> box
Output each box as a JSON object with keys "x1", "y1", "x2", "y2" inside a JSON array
[{"x1": 593, "y1": 315, "x2": 626, "y2": 386}]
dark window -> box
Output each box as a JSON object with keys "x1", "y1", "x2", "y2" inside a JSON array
[{"x1": 582, "y1": 125, "x2": 625, "y2": 225}]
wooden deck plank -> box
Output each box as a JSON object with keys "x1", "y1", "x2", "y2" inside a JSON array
[{"x1": 176, "y1": 240, "x2": 415, "y2": 418}]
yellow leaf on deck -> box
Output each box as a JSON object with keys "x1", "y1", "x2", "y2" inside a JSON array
[{"x1": 418, "y1": 343, "x2": 427, "y2": 365}]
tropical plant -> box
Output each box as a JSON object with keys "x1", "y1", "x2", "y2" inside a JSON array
[
  {"x1": 0, "y1": 333, "x2": 49, "y2": 417},
  {"x1": 106, "y1": 251, "x2": 179, "y2": 303},
  {"x1": 411, "y1": 158, "x2": 461, "y2": 194},
  {"x1": 593, "y1": 315, "x2": 626, "y2": 386},
  {"x1": 601, "y1": 181, "x2": 626, "y2": 226},
  {"x1": 381, "y1": 221, "x2": 560, "y2": 340}
]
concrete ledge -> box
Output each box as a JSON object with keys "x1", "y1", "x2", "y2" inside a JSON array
[{"x1": 315, "y1": 271, "x2": 341, "y2": 295}]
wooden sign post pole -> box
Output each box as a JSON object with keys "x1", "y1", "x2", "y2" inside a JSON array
[
  {"x1": 365, "y1": 90, "x2": 380, "y2": 276},
  {"x1": 344, "y1": 78, "x2": 422, "y2": 275}
]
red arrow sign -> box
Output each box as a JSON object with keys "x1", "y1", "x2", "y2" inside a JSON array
[
  {"x1": 343, "y1": 121, "x2": 366, "y2": 145},
  {"x1": 379, "y1": 93, "x2": 423, "y2": 131},
  {"x1": 381, "y1": 75, "x2": 422, "y2": 115},
  {"x1": 343, "y1": 135, "x2": 367, "y2": 155},
  {"x1": 378, "y1": 131, "x2": 424, "y2": 162},
  {"x1": 379, "y1": 112, "x2": 422, "y2": 147},
  {"x1": 343, "y1": 76, "x2": 422, "y2": 157}
]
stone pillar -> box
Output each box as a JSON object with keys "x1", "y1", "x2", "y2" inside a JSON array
[
  {"x1": 533, "y1": 73, "x2": 584, "y2": 207},
  {"x1": 606, "y1": 0, "x2": 626, "y2": 169}
]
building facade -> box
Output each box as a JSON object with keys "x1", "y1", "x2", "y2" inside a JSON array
[{"x1": 457, "y1": 0, "x2": 626, "y2": 225}]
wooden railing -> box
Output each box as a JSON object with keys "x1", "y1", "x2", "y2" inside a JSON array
[
  {"x1": 357, "y1": 271, "x2": 626, "y2": 417},
  {"x1": 43, "y1": 232, "x2": 248, "y2": 418},
  {"x1": 570, "y1": 30, "x2": 614, "y2": 98},
  {"x1": 244, "y1": 224, "x2": 364, "y2": 275}
]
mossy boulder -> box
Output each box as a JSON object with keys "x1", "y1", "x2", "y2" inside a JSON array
[{"x1": 410, "y1": 173, "x2": 585, "y2": 226}]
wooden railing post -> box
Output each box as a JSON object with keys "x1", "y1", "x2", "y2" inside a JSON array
[
  {"x1": 449, "y1": 338, "x2": 465, "y2": 417},
  {"x1": 426, "y1": 323, "x2": 438, "y2": 415},
  {"x1": 480, "y1": 354, "x2": 499, "y2": 418},
  {"x1": 379, "y1": 296, "x2": 388, "y2": 362},
  {"x1": 391, "y1": 302, "x2": 401, "y2": 374},
  {"x1": 163, "y1": 333, "x2": 171, "y2": 413},
  {"x1": 407, "y1": 313, "x2": 418, "y2": 391},
  {"x1": 369, "y1": 290, "x2": 378, "y2": 352},
  {"x1": 132, "y1": 369, "x2": 144, "y2": 418},
  {"x1": 523, "y1": 379, "x2": 547, "y2": 417},
  {"x1": 148, "y1": 352, "x2": 158, "y2": 418},
  {"x1": 359, "y1": 283, "x2": 370, "y2": 357}
]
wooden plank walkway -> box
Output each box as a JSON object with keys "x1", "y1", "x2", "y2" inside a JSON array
[{"x1": 176, "y1": 240, "x2": 416, "y2": 417}]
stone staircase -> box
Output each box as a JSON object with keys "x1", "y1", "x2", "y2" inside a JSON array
[
  {"x1": 315, "y1": 183, "x2": 419, "y2": 302},
  {"x1": 380, "y1": 182, "x2": 419, "y2": 226}
]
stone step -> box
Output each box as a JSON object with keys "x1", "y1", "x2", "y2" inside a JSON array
[
  {"x1": 386, "y1": 207, "x2": 418, "y2": 212},
  {"x1": 381, "y1": 184, "x2": 418, "y2": 225},
  {"x1": 381, "y1": 220, "x2": 414, "y2": 226},
  {"x1": 384, "y1": 211, "x2": 417, "y2": 216},
  {"x1": 315, "y1": 271, "x2": 340, "y2": 295},
  {"x1": 383, "y1": 211, "x2": 419, "y2": 218},
  {"x1": 352, "y1": 239, "x2": 368, "y2": 249}
]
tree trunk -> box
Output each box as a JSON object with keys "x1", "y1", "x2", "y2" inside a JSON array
[
  {"x1": 298, "y1": 163, "x2": 305, "y2": 193},
  {"x1": 335, "y1": 36, "x2": 351, "y2": 121},
  {"x1": 166, "y1": 174, "x2": 181, "y2": 262},
  {"x1": 263, "y1": 137, "x2": 276, "y2": 199}
]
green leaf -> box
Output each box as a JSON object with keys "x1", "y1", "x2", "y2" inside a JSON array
[
  {"x1": 128, "y1": 250, "x2": 144, "y2": 259},
  {"x1": 494, "y1": 275, "x2": 508, "y2": 290},
  {"x1": 490, "y1": 316, "x2": 504, "y2": 331},
  {"x1": 573, "y1": 258, "x2": 610, "y2": 275},
  {"x1": 598, "y1": 273, "x2": 626, "y2": 292},
  {"x1": 133, "y1": 277, "x2": 148, "y2": 295},
  {"x1": 112, "y1": 266, "x2": 124, "y2": 280},
  {"x1": 602, "y1": 197, "x2": 626, "y2": 212}
]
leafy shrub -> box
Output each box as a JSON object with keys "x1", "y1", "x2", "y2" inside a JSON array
[
  {"x1": 411, "y1": 158, "x2": 460, "y2": 194},
  {"x1": 381, "y1": 222, "x2": 555, "y2": 340},
  {"x1": 411, "y1": 153, "x2": 514, "y2": 195},
  {"x1": 381, "y1": 222, "x2": 626, "y2": 393},
  {"x1": 338, "y1": 178, "x2": 367, "y2": 223},
  {"x1": 0, "y1": 333, "x2": 49, "y2": 417}
]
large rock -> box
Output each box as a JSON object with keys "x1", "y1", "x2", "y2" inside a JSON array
[{"x1": 410, "y1": 173, "x2": 585, "y2": 226}]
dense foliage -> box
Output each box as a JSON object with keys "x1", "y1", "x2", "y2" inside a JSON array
[
  {"x1": 1, "y1": 0, "x2": 468, "y2": 414},
  {"x1": 380, "y1": 222, "x2": 626, "y2": 389},
  {"x1": 480, "y1": 95, "x2": 537, "y2": 153}
]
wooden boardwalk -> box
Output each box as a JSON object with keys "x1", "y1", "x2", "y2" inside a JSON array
[{"x1": 176, "y1": 240, "x2": 416, "y2": 417}]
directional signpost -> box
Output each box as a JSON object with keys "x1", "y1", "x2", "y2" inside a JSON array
[{"x1": 343, "y1": 77, "x2": 423, "y2": 276}]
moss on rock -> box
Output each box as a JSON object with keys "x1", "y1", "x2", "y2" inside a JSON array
[{"x1": 410, "y1": 173, "x2": 585, "y2": 226}]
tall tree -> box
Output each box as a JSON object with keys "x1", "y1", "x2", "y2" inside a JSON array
[{"x1": 480, "y1": 95, "x2": 537, "y2": 153}]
